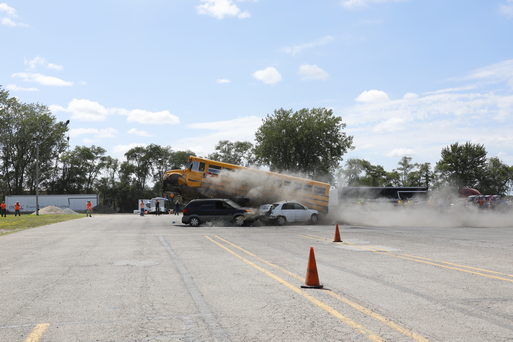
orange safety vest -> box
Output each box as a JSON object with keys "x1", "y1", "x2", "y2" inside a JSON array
[
  {"x1": 1, "y1": 203, "x2": 5, "y2": 209},
  {"x1": 15, "y1": 203, "x2": 20, "y2": 210},
  {"x1": 87, "y1": 202, "x2": 92, "y2": 210}
]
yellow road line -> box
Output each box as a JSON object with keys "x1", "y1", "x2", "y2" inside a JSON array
[
  {"x1": 213, "y1": 235, "x2": 430, "y2": 342},
  {"x1": 205, "y1": 236, "x2": 385, "y2": 342},
  {"x1": 303, "y1": 234, "x2": 513, "y2": 283},
  {"x1": 24, "y1": 324, "x2": 50, "y2": 342}
]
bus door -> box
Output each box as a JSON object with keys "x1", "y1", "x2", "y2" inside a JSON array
[{"x1": 188, "y1": 160, "x2": 206, "y2": 186}]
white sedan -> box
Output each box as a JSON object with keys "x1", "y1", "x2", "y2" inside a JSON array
[{"x1": 260, "y1": 200, "x2": 319, "y2": 225}]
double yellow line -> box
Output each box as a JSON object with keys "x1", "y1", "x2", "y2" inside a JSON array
[
  {"x1": 303, "y1": 234, "x2": 513, "y2": 283},
  {"x1": 207, "y1": 235, "x2": 430, "y2": 342}
]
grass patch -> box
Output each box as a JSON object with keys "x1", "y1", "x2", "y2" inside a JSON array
[{"x1": 0, "y1": 214, "x2": 87, "y2": 236}]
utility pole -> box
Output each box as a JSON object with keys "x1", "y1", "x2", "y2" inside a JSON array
[{"x1": 33, "y1": 134, "x2": 40, "y2": 216}]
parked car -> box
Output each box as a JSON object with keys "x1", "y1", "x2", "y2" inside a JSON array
[
  {"x1": 260, "y1": 200, "x2": 319, "y2": 225},
  {"x1": 181, "y1": 198, "x2": 258, "y2": 227}
]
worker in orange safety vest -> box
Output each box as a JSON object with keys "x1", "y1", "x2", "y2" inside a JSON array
[
  {"x1": 14, "y1": 202, "x2": 21, "y2": 216},
  {"x1": 86, "y1": 201, "x2": 92, "y2": 217},
  {"x1": 1, "y1": 201, "x2": 6, "y2": 217}
]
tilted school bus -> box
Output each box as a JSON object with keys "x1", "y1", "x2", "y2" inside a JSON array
[{"x1": 162, "y1": 156, "x2": 337, "y2": 214}]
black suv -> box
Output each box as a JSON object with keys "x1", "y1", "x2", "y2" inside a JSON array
[{"x1": 181, "y1": 198, "x2": 258, "y2": 227}]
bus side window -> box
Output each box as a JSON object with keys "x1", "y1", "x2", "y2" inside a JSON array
[
  {"x1": 314, "y1": 186, "x2": 326, "y2": 196},
  {"x1": 274, "y1": 179, "x2": 283, "y2": 188},
  {"x1": 303, "y1": 184, "x2": 313, "y2": 193},
  {"x1": 224, "y1": 168, "x2": 232, "y2": 172},
  {"x1": 293, "y1": 182, "x2": 302, "y2": 191},
  {"x1": 283, "y1": 180, "x2": 291, "y2": 187},
  {"x1": 199, "y1": 162, "x2": 206, "y2": 172}
]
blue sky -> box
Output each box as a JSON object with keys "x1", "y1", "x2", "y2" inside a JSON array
[{"x1": 2, "y1": 0, "x2": 513, "y2": 172}]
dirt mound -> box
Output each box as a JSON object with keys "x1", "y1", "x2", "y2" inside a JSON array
[
  {"x1": 92, "y1": 205, "x2": 116, "y2": 214},
  {"x1": 63, "y1": 208, "x2": 79, "y2": 215},
  {"x1": 32, "y1": 206, "x2": 67, "y2": 215}
]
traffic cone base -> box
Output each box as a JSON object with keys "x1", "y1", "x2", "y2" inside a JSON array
[
  {"x1": 333, "y1": 223, "x2": 342, "y2": 242},
  {"x1": 302, "y1": 247, "x2": 323, "y2": 289}
]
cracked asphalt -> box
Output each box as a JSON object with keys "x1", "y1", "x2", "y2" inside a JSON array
[{"x1": 1, "y1": 214, "x2": 513, "y2": 341}]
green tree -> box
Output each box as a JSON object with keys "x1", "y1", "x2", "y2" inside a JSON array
[
  {"x1": 0, "y1": 87, "x2": 68, "y2": 195},
  {"x1": 479, "y1": 157, "x2": 513, "y2": 195},
  {"x1": 436, "y1": 142, "x2": 487, "y2": 189},
  {"x1": 254, "y1": 107, "x2": 354, "y2": 183},
  {"x1": 396, "y1": 156, "x2": 417, "y2": 187},
  {"x1": 61, "y1": 145, "x2": 107, "y2": 194},
  {"x1": 207, "y1": 140, "x2": 257, "y2": 167}
]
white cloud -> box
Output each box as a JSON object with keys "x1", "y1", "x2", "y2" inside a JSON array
[
  {"x1": 423, "y1": 85, "x2": 478, "y2": 95},
  {"x1": 128, "y1": 128, "x2": 153, "y2": 137},
  {"x1": 12, "y1": 72, "x2": 73, "y2": 86},
  {"x1": 463, "y1": 59, "x2": 513, "y2": 82},
  {"x1": 82, "y1": 138, "x2": 101, "y2": 144},
  {"x1": 66, "y1": 99, "x2": 110, "y2": 121},
  {"x1": 1, "y1": 17, "x2": 20, "y2": 26},
  {"x1": 342, "y1": 0, "x2": 406, "y2": 9},
  {"x1": 6, "y1": 84, "x2": 38, "y2": 92},
  {"x1": 355, "y1": 90, "x2": 390, "y2": 103},
  {"x1": 47, "y1": 63, "x2": 63, "y2": 70},
  {"x1": 0, "y1": 3, "x2": 17, "y2": 17},
  {"x1": 196, "y1": 0, "x2": 250, "y2": 19},
  {"x1": 24, "y1": 56, "x2": 45, "y2": 69},
  {"x1": 372, "y1": 117, "x2": 406, "y2": 133},
  {"x1": 282, "y1": 36, "x2": 334, "y2": 56},
  {"x1": 178, "y1": 116, "x2": 262, "y2": 156},
  {"x1": 499, "y1": 0, "x2": 513, "y2": 19},
  {"x1": 69, "y1": 128, "x2": 100, "y2": 137},
  {"x1": 216, "y1": 78, "x2": 230, "y2": 84},
  {"x1": 252, "y1": 67, "x2": 282, "y2": 85},
  {"x1": 69, "y1": 127, "x2": 118, "y2": 138},
  {"x1": 403, "y1": 92, "x2": 418, "y2": 100},
  {"x1": 386, "y1": 148, "x2": 417, "y2": 157},
  {"x1": 115, "y1": 108, "x2": 180, "y2": 125},
  {"x1": 113, "y1": 143, "x2": 147, "y2": 155},
  {"x1": 52, "y1": 99, "x2": 180, "y2": 124},
  {"x1": 24, "y1": 57, "x2": 63, "y2": 71},
  {"x1": 298, "y1": 64, "x2": 329, "y2": 81},
  {"x1": 1, "y1": 3, "x2": 27, "y2": 27}
]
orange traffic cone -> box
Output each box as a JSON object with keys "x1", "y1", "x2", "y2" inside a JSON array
[
  {"x1": 333, "y1": 223, "x2": 342, "y2": 242},
  {"x1": 301, "y1": 247, "x2": 323, "y2": 289}
]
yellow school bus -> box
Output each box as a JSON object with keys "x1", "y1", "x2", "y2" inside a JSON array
[{"x1": 162, "y1": 156, "x2": 332, "y2": 213}]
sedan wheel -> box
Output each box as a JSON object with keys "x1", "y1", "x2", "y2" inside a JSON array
[
  {"x1": 310, "y1": 214, "x2": 318, "y2": 225},
  {"x1": 277, "y1": 216, "x2": 287, "y2": 226},
  {"x1": 189, "y1": 217, "x2": 200, "y2": 227}
]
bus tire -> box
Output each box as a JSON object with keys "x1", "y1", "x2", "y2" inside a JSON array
[
  {"x1": 189, "y1": 217, "x2": 200, "y2": 227},
  {"x1": 310, "y1": 214, "x2": 318, "y2": 225},
  {"x1": 277, "y1": 216, "x2": 286, "y2": 226},
  {"x1": 234, "y1": 215, "x2": 245, "y2": 226}
]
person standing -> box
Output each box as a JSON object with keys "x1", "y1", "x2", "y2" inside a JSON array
[
  {"x1": 1, "y1": 201, "x2": 6, "y2": 217},
  {"x1": 174, "y1": 201, "x2": 180, "y2": 216},
  {"x1": 140, "y1": 200, "x2": 145, "y2": 216},
  {"x1": 14, "y1": 202, "x2": 21, "y2": 216},
  {"x1": 155, "y1": 200, "x2": 160, "y2": 216},
  {"x1": 86, "y1": 201, "x2": 92, "y2": 217}
]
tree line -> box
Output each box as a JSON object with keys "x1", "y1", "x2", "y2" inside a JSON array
[{"x1": 1, "y1": 87, "x2": 512, "y2": 213}]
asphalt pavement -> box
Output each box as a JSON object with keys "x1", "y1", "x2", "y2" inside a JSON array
[{"x1": 1, "y1": 214, "x2": 512, "y2": 342}]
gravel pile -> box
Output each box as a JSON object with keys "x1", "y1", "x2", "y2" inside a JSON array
[
  {"x1": 63, "y1": 208, "x2": 79, "y2": 215},
  {"x1": 32, "y1": 206, "x2": 67, "y2": 215},
  {"x1": 92, "y1": 205, "x2": 116, "y2": 214}
]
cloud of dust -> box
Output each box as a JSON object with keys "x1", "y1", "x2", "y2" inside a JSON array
[
  {"x1": 327, "y1": 198, "x2": 513, "y2": 228},
  {"x1": 197, "y1": 168, "x2": 320, "y2": 207}
]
